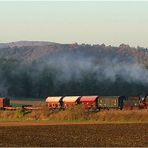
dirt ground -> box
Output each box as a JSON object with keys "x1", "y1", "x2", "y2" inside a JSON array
[{"x1": 0, "y1": 123, "x2": 147, "y2": 147}]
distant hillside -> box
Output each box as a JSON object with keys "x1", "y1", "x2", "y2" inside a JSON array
[
  {"x1": 0, "y1": 41, "x2": 59, "y2": 48},
  {"x1": 0, "y1": 41, "x2": 148, "y2": 98},
  {"x1": 0, "y1": 41, "x2": 148, "y2": 65}
]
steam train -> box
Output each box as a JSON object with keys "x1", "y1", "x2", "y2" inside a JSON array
[
  {"x1": 0, "y1": 95, "x2": 148, "y2": 111},
  {"x1": 45, "y1": 95, "x2": 148, "y2": 110}
]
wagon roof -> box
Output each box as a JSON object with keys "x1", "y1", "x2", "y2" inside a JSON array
[
  {"x1": 80, "y1": 96, "x2": 98, "y2": 102},
  {"x1": 62, "y1": 96, "x2": 80, "y2": 102},
  {"x1": 46, "y1": 96, "x2": 63, "y2": 102},
  {"x1": 99, "y1": 96, "x2": 119, "y2": 99},
  {"x1": 0, "y1": 97, "x2": 5, "y2": 100},
  {"x1": 0, "y1": 98, "x2": 5, "y2": 102},
  {"x1": 128, "y1": 96, "x2": 139, "y2": 99}
]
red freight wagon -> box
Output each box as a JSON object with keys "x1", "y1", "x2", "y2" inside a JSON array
[
  {"x1": 62, "y1": 96, "x2": 81, "y2": 108},
  {"x1": 80, "y1": 96, "x2": 99, "y2": 110},
  {"x1": 45, "y1": 96, "x2": 63, "y2": 109},
  {"x1": 0, "y1": 98, "x2": 10, "y2": 108}
]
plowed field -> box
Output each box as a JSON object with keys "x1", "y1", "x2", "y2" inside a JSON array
[{"x1": 0, "y1": 123, "x2": 147, "y2": 147}]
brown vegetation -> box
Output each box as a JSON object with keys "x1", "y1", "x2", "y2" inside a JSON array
[{"x1": 0, "y1": 104, "x2": 148, "y2": 122}]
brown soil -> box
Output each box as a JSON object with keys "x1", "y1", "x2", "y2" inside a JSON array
[{"x1": 0, "y1": 123, "x2": 147, "y2": 147}]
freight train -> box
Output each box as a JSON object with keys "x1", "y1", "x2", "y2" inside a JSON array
[
  {"x1": 0, "y1": 96, "x2": 148, "y2": 111},
  {"x1": 45, "y1": 95, "x2": 148, "y2": 110}
]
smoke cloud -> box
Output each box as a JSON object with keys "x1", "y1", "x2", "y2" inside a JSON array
[{"x1": 42, "y1": 52, "x2": 148, "y2": 85}]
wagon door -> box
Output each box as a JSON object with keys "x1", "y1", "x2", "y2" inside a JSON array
[
  {"x1": 98, "y1": 97, "x2": 105, "y2": 108},
  {"x1": 109, "y1": 98, "x2": 118, "y2": 108}
]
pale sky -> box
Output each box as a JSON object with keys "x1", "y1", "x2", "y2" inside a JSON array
[{"x1": 0, "y1": 1, "x2": 148, "y2": 47}]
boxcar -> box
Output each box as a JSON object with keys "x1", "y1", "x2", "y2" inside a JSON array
[
  {"x1": 0, "y1": 98, "x2": 10, "y2": 108},
  {"x1": 98, "y1": 96, "x2": 125, "y2": 110},
  {"x1": 45, "y1": 96, "x2": 63, "y2": 109},
  {"x1": 123, "y1": 96, "x2": 140, "y2": 110},
  {"x1": 62, "y1": 96, "x2": 81, "y2": 108},
  {"x1": 79, "y1": 96, "x2": 99, "y2": 110}
]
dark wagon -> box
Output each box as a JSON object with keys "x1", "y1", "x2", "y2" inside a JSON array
[
  {"x1": 123, "y1": 96, "x2": 140, "y2": 110},
  {"x1": 98, "y1": 96, "x2": 125, "y2": 110}
]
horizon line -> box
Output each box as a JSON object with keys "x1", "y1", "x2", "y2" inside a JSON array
[{"x1": 0, "y1": 40, "x2": 147, "y2": 48}]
